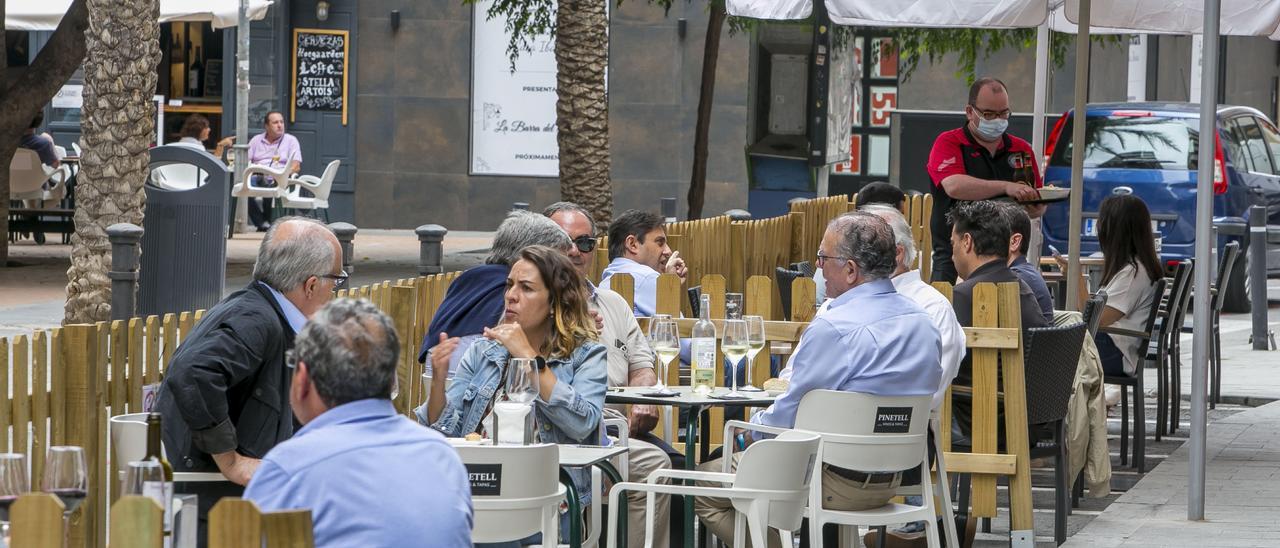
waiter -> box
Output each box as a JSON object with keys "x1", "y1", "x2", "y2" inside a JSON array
[{"x1": 926, "y1": 77, "x2": 1047, "y2": 283}]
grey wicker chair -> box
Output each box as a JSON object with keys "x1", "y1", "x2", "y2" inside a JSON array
[{"x1": 775, "y1": 267, "x2": 805, "y2": 321}]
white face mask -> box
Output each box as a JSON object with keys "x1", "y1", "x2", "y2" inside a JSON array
[{"x1": 975, "y1": 117, "x2": 1008, "y2": 141}]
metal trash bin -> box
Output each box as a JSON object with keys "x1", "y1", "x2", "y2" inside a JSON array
[{"x1": 138, "y1": 145, "x2": 230, "y2": 317}]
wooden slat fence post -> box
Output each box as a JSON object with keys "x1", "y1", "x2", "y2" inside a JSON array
[
  {"x1": 13, "y1": 335, "x2": 29, "y2": 474},
  {"x1": 63, "y1": 324, "x2": 105, "y2": 548},
  {"x1": 609, "y1": 273, "x2": 635, "y2": 311},
  {"x1": 109, "y1": 496, "x2": 164, "y2": 548},
  {"x1": 389, "y1": 285, "x2": 417, "y2": 417},
  {"x1": 0, "y1": 337, "x2": 8, "y2": 455},
  {"x1": 11, "y1": 492, "x2": 65, "y2": 548},
  {"x1": 209, "y1": 498, "x2": 263, "y2": 548},
  {"x1": 32, "y1": 330, "x2": 51, "y2": 492}
]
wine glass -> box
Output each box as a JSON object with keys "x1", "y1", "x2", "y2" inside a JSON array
[
  {"x1": 44, "y1": 446, "x2": 87, "y2": 546},
  {"x1": 122, "y1": 460, "x2": 172, "y2": 533},
  {"x1": 647, "y1": 314, "x2": 671, "y2": 342},
  {"x1": 740, "y1": 315, "x2": 766, "y2": 392},
  {"x1": 0, "y1": 453, "x2": 28, "y2": 540},
  {"x1": 721, "y1": 319, "x2": 750, "y2": 399},
  {"x1": 505, "y1": 358, "x2": 539, "y2": 404},
  {"x1": 645, "y1": 319, "x2": 679, "y2": 396},
  {"x1": 725, "y1": 293, "x2": 744, "y2": 320}
]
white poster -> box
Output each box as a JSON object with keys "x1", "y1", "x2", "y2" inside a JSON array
[
  {"x1": 52, "y1": 84, "x2": 83, "y2": 109},
  {"x1": 470, "y1": 1, "x2": 561, "y2": 177}
]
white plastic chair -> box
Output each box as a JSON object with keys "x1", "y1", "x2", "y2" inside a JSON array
[
  {"x1": 10, "y1": 148, "x2": 70, "y2": 203},
  {"x1": 233, "y1": 150, "x2": 296, "y2": 201},
  {"x1": 107, "y1": 413, "x2": 228, "y2": 483},
  {"x1": 736, "y1": 391, "x2": 940, "y2": 548},
  {"x1": 890, "y1": 413, "x2": 959, "y2": 548},
  {"x1": 281, "y1": 159, "x2": 339, "y2": 221},
  {"x1": 150, "y1": 164, "x2": 206, "y2": 191},
  {"x1": 457, "y1": 443, "x2": 565, "y2": 547},
  {"x1": 607, "y1": 430, "x2": 821, "y2": 548},
  {"x1": 71, "y1": 142, "x2": 82, "y2": 157}
]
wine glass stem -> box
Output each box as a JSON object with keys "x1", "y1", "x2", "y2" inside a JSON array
[{"x1": 732, "y1": 358, "x2": 740, "y2": 393}]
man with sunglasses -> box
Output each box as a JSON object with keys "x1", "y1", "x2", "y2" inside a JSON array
[
  {"x1": 927, "y1": 76, "x2": 1047, "y2": 283},
  {"x1": 546, "y1": 202, "x2": 676, "y2": 548},
  {"x1": 155, "y1": 217, "x2": 343, "y2": 546}
]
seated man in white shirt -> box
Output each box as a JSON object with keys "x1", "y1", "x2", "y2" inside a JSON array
[{"x1": 599, "y1": 210, "x2": 688, "y2": 316}]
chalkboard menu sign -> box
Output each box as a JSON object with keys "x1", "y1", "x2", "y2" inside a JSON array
[{"x1": 291, "y1": 28, "x2": 349, "y2": 125}]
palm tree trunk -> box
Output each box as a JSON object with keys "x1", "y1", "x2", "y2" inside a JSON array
[
  {"x1": 64, "y1": 0, "x2": 160, "y2": 323},
  {"x1": 686, "y1": 2, "x2": 726, "y2": 221},
  {"x1": 555, "y1": 0, "x2": 612, "y2": 231}
]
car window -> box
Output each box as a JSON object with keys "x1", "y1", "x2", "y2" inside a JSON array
[
  {"x1": 1254, "y1": 117, "x2": 1280, "y2": 175},
  {"x1": 1221, "y1": 121, "x2": 1248, "y2": 171},
  {"x1": 1233, "y1": 116, "x2": 1275, "y2": 175},
  {"x1": 1049, "y1": 115, "x2": 1196, "y2": 170}
]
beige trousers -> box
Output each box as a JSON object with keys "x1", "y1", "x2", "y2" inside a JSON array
[
  {"x1": 692, "y1": 454, "x2": 898, "y2": 548},
  {"x1": 620, "y1": 437, "x2": 672, "y2": 548}
]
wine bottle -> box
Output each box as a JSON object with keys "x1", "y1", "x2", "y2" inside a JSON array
[
  {"x1": 188, "y1": 46, "x2": 204, "y2": 98},
  {"x1": 690, "y1": 294, "x2": 717, "y2": 395},
  {"x1": 144, "y1": 413, "x2": 173, "y2": 481},
  {"x1": 168, "y1": 37, "x2": 184, "y2": 98}
]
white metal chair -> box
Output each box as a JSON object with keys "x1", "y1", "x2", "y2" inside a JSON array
[
  {"x1": 107, "y1": 413, "x2": 227, "y2": 483},
  {"x1": 607, "y1": 430, "x2": 821, "y2": 548},
  {"x1": 281, "y1": 159, "x2": 339, "y2": 221},
  {"x1": 10, "y1": 148, "x2": 70, "y2": 203},
  {"x1": 457, "y1": 443, "x2": 565, "y2": 547}
]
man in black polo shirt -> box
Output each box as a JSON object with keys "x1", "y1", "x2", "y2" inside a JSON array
[{"x1": 926, "y1": 77, "x2": 1047, "y2": 283}]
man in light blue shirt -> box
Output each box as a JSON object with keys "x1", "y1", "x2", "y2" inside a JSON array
[
  {"x1": 599, "y1": 209, "x2": 687, "y2": 316},
  {"x1": 694, "y1": 211, "x2": 942, "y2": 548},
  {"x1": 245, "y1": 299, "x2": 473, "y2": 547}
]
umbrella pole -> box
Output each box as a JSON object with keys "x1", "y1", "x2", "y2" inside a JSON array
[
  {"x1": 232, "y1": 0, "x2": 251, "y2": 234},
  {"x1": 1028, "y1": 21, "x2": 1050, "y2": 267},
  {"x1": 1190, "y1": 0, "x2": 1220, "y2": 522},
  {"x1": 1065, "y1": 0, "x2": 1090, "y2": 312}
]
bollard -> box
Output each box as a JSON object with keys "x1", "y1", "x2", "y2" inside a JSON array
[
  {"x1": 724, "y1": 208, "x2": 751, "y2": 221},
  {"x1": 416, "y1": 224, "x2": 448, "y2": 276},
  {"x1": 660, "y1": 197, "x2": 677, "y2": 223},
  {"x1": 328, "y1": 222, "x2": 357, "y2": 275},
  {"x1": 512, "y1": 202, "x2": 529, "y2": 211},
  {"x1": 1249, "y1": 206, "x2": 1271, "y2": 350},
  {"x1": 107, "y1": 223, "x2": 145, "y2": 321}
]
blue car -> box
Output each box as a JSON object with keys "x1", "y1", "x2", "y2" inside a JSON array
[{"x1": 1041, "y1": 102, "x2": 1280, "y2": 312}]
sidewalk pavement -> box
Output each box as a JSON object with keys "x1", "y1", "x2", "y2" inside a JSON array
[
  {"x1": 1064, "y1": 400, "x2": 1280, "y2": 547},
  {"x1": 1178, "y1": 307, "x2": 1280, "y2": 406}
]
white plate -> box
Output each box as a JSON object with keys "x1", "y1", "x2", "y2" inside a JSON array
[
  {"x1": 446, "y1": 438, "x2": 488, "y2": 446},
  {"x1": 766, "y1": 389, "x2": 785, "y2": 397}
]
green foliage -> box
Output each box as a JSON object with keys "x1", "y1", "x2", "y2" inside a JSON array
[{"x1": 891, "y1": 28, "x2": 1124, "y2": 84}]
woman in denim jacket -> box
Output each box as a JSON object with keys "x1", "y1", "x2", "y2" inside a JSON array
[{"x1": 418, "y1": 245, "x2": 607, "y2": 543}]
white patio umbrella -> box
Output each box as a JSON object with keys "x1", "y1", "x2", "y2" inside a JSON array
[
  {"x1": 3, "y1": 0, "x2": 272, "y2": 30},
  {"x1": 730, "y1": 0, "x2": 1280, "y2": 524}
]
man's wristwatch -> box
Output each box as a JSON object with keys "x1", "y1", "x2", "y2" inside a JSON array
[{"x1": 535, "y1": 356, "x2": 547, "y2": 371}]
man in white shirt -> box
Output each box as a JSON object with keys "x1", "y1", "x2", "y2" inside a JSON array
[
  {"x1": 599, "y1": 210, "x2": 688, "y2": 316},
  {"x1": 781, "y1": 206, "x2": 965, "y2": 409}
]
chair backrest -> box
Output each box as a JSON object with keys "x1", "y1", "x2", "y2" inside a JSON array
[
  {"x1": 789, "y1": 261, "x2": 815, "y2": 278},
  {"x1": 1160, "y1": 261, "x2": 1194, "y2": 344},
  {"x1": 793, "y1": 390, "x2": 932, "y2": 473},
  {"x1": 455, "y1": 443, "x2": 560, "y2": 543},
  {"x1": 1130, "y1": 276, "x2": 1169, "y2": 348},
  {"x1": 10, "y1": 149, "x2": 50, "y2": 195},
  {"x1": 775, "y1": 267, "x2": 804, "y2": 321},
  {"x1": 688, "y1": 286, "x2": 702, "y2": 316},
  {"x1": 109, "y1": 413, "x2": 150, "y2": 466},
  {"x1": 151, "y1": 164, "x2": 204, "y2": 191},
  {"x1": 311, "y1": 159, "x2": 341, "y2": 200},
  {"x1": 730, "y1": 430, "x2": 822, "y2": 531},
  {"x1": 1023, "y1": 321, "x2": 1087, "y2": 425},
  {"x1": 71, "y1": 142, "x2": 82, "y2": 157},
  {"x1": 1081, "y1": 290, "x2": 1109, "y2": 336},
  {"x1": 1212, "y1": 241, "x2": 1242, "y2": 312}
]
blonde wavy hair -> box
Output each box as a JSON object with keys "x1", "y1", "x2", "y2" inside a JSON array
[{"x1": 517, "y1": 245, "x2": 598, "y2": 358}]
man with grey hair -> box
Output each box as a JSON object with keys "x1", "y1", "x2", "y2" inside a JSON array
[
  {"x1": 546, "y1": 201, "x2": 675, "y2": 548},
  {"x1": 156, "y1": 217, "x2": 344, "y2": 545},
  {"x1": 418, "y1": 209, "x2": 572, "y2": 376},
  {"x1": 245, "y1": 299, "x2": 472, "y2": 547},
  {"x1": 694, "y1": 212, "x2": 942, "y2": 547}
]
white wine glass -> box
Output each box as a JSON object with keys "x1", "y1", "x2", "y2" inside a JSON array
[
  {"x1": 0, "y1": 453, "x2": 28, "y2": 540},
  {"x1": 505, "y1": 358, "x2": 539, "y2": 404},
  {"x1": 740, "y1": 315, "x2": 766, "y2": 392},
  {"x1": 721, "y1": 319, "x2": 750, "y2": 399},
  {"x1": 646, "y1": 319, "x2": 679, "y2": 396}
]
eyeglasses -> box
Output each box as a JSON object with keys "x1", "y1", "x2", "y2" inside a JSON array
[
  {"x1": 572, "y1": 235, "x2": 597, "y2": 254},
  {"x1": 319, "y1": 270, "x2": 349, "y2": 289},
  {"x1": 815, "y1": 253, "x2": 851, "y2": 267},
  {"x1": 969, "y1": 105, "x2": 1012, "y2": 121}
]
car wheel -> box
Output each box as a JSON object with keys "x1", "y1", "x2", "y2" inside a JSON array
[{"x1": 1222, "y1": 240, "x2": 1252, "y2": 314}]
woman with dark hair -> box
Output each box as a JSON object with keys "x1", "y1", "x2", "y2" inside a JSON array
[
  {"x1": 1064, "y1": 194, "x2": 1163, "y2": 376},
  {"x1": 173, "y1": 114, "x2": 234, "y2": 157},
  {"x1": 419, "y1": 245, "x2": 605, "y2": 545}
]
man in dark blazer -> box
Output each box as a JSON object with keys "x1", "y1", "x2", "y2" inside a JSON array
[{"x1": 155, "y1": 217, "x2": 344, "y2": 544}]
